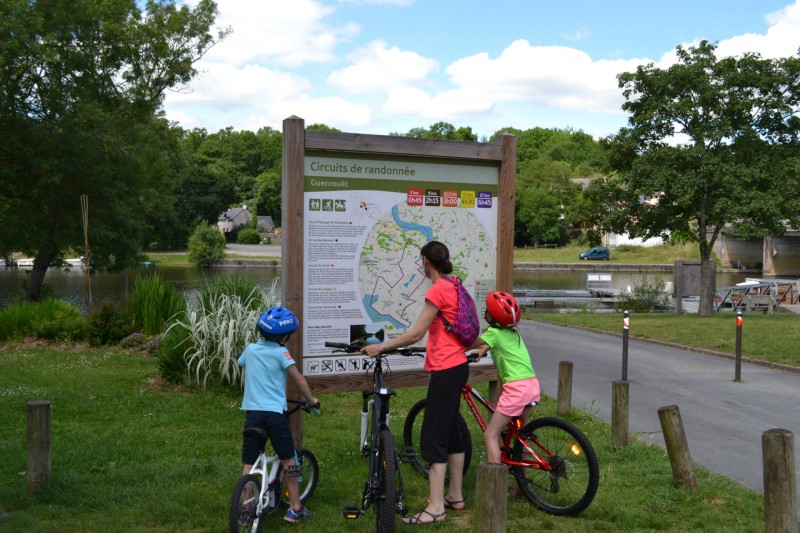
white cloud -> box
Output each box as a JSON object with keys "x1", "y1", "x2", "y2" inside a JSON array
[
  {"x1": 383, "y1": 39, "x2": 643, "y2": 123},
  {"x1": 336, "y1": 0, "x2": 414, "y2": 5},
  {"x1": 166, "y1": 0, "x2": 800, "y2": 138},
  {"x1": 167, "y1": 62, "x2": 312, "y2": 111},
  {"x1": 243, "y1": 96, "x2": 373, "y2": 131},
  {"x1": 559, "y1": 27, "x2": 591, "y2": 42},
  {"x1": 718, "y1": 2, "x2": 800, "y2": 59},
  {"x1": 327, "y1": 40, "x2": 439, "y2": 93},
  {"x1": 204, "y1": 0, "x2": 358, "y2": 68}
]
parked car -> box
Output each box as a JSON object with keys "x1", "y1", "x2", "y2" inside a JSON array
[{"x1": 579, "y1": 246, "x2": 610, "y2": 260}]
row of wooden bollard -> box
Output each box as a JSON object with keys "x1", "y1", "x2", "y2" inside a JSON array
[
  {"x1": 474, "y1": 355, "x2": 797, "y2": 532},
  {"x1": 26, "y1": 357, "x2": 796, "y2": 532}
]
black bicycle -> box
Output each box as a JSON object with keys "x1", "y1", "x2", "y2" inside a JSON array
[{"x1": 326, "y1": 341, "x2": 425, "y2": 533}]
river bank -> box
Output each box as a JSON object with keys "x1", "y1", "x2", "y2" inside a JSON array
[{"x1": 212, "y1": 257, "x2": 748, "y2": 274}]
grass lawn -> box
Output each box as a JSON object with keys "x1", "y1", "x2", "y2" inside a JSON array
[
  {"x1": 513, "y1": 243, "x2": 703, "y2": 264},
  {"x1": 145, "y1": 242, "x2": 704, "y2": 269},
  {"x1": 1, "y1": 340, "x2": 768, "y2": 532},
  {"x1": 529, "y1": 313, "x2": 800, "y2": 368}
]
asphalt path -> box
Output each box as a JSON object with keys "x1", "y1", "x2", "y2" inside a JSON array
[
  {"x1": 518, "y1": 319, "x2": 800, "y2": 510},
  {"x1": 225, "y1": 243, "x2": 281, "y2": 257}
]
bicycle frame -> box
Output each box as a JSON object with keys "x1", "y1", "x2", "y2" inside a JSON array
[
  {"x1": 362, "y1": 356, "x2": 403, "y2": 507},
  {"x1": 460, "y1": 383, "x2": 553, "y2": 473},
  {"x1": 247, "y1": 451, "x2": 283, "y2": 517},
  {"x1": 360, "y1": 358, "x2": 393, "y2": 454},
  {"x1": 327, "y1": 341, "x2": 424, "y2": 530}
]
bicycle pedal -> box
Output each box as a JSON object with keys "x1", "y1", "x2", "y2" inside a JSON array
[{"x1": 343, "y1": 506, "x2": 363, "y2": 520}]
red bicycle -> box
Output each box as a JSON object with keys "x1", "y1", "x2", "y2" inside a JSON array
[{"x1": 402, "y1": 355, "x2": 599, "y2": 516}]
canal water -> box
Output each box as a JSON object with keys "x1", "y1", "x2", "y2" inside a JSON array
[{"x1": 0, "y1": 265, "x2": 758, "y2": 313}]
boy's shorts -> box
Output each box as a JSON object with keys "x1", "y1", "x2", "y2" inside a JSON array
[
  {"x1": 242, "y1": 410, "x2": 294, "y2": 464},
  {"x1": 496, "y1": 377, "x2": 540, "y2": 417}
]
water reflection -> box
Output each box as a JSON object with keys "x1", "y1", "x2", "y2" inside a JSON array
[{"x1": 0, "y1": 265, "x2": 766, "y2": 312}]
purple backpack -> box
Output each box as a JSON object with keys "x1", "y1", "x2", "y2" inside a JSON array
[{"x1": 437, "y1": 276, "x2": 480, "y2": 347}]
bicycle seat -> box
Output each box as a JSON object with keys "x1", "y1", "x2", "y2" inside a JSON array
[{"x1": 242, "y1": 427, "x2": 268, "y2": 440}]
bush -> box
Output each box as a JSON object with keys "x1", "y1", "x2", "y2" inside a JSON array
[
  {"x1": 187, "y1": 223, "x2": 226, "y2": 268},
  {"x1": 236, "y1": 228, "x2": 261, "y2": 245},
  {"x1": 131, "y1": 273, "x2": 186, "y2": 335},
  {"x1": 162, "y1": 275, "x2": 280, "y2": 388},
  {"x1": 0, "y1": 298, "x2": 83, "y2": 341},
  {"x1": 88, "y1": 299, "x2": 136, "y2": 346},
  {"x1": 615, "y1": 274, "x2": 672, "y2": 313},
  {"x1": 34, "y1": 313, "x2": 88, "y2": 342},
  {"x1": 157, "y1": 322, "x2": 191, "y2": 384}
]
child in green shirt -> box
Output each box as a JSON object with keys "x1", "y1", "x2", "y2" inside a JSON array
[{"x1": 467, "y1": 291, "x2": 540, "y2": 463}]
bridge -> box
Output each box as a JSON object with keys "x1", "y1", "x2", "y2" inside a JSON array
[{"x1": 715, "y1": 230, "x2": 800, "y2": 276}]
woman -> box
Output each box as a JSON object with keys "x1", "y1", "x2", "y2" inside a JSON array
[{"x1": 362, "y1": 240, "x2": 468, "y2": 525}]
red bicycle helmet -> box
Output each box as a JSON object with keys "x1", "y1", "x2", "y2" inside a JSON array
[{"x1": 486, "y1": 290, "x2": 521, "y2": 327}]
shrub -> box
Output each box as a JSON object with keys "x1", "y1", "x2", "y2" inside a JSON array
[
  {"x1": 0, "y1": 298, "x2": 83, "y2": 341},
  {"x1": 131, "y1": 273, "x2": 186, "y2": 335},
  {"x1": 34, "y1": 312, "x2": 88, "y2": 342},
  {"x1": 157, "y1": 324, "x2": 191, "y2": 383},
  {"x1": 88, "y1": 299, "x2": 136, "y2": 346},
  {"x1": 236, "y1": 228, "x2": 261, "y2": 245},
  {"x1": 615, "y1": 275, "x2": 672, "y2": 313},
  {"x1": 163, "y1": 275, "x2": 281, "y2": 388},
  {"x1": 187, "y1": 223, "x2": 226, "y2": 268}
]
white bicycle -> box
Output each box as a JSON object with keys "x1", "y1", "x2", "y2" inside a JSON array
[{"x1": 229, "y1": 400, "x2": 320, "y2": 532}]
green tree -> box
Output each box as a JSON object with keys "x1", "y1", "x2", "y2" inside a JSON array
[
  {"x1": 187, "y1": 223, "x2": 225, "y2": 268},
  {"x1": 593, "y1": 41, "x2": 800, "y2": 314},
  {"x1": 516, "y1": 186, "x2": 564, "y2": 246},
  {"x1": 0, "y1": 0, "x2": 226, "y2": 300},
  {"x1": 396, "y1": 122, "x2": 479, "y2": 142}
]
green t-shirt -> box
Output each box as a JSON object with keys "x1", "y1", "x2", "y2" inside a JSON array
[{"x1": 480, "y1": 326, "x2": 536, "y2": 383}]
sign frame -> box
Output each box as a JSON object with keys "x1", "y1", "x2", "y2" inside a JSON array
[{"x1": 282, "y1": 116, "x2": 516, "y2": 394}]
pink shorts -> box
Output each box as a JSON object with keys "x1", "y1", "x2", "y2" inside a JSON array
[{"x1": 496, "y1": 377, "x2": 541, "y2": 417}]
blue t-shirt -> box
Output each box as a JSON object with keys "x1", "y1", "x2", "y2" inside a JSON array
[{"x1": 238, "y1": 339, "x2": 296, "y2": 413}]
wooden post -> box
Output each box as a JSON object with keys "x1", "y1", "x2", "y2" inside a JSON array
[
  {"x1": 657, "y1": 405, "x2": 697, "y2": 489},
  {"x1": 556, "y1": 361, "x2": 573, "y2": 416},
  {"x1": 282, "y1": 115, "x2": 305, "y2": 446},
  {"x1": 612, "y1": 380, "x2": 629, "y2": 446},
  {"x1": 762, "y1": 429, "x2": 796, "y2": 532},
  {"x1": 27, "y1": 400, "x2": 51, "y2": 491},
  {"x1": 475, "y1": 463, "x2": 507, "y2": 533}
]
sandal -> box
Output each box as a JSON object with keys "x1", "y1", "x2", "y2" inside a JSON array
[
  {"x1": 402, "y1": 509, "x2": 446, "y2": 525},
  {"x1": 444, "y1": 497, "x2": 465, "y2": 511}
]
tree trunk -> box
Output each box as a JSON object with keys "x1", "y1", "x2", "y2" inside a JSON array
[
  {"x1": 25, "y1": 249, "x2": 57, "y2": 302},
  {"x1": 697, "y1": 246, "x2": 716, "y2": 316}
]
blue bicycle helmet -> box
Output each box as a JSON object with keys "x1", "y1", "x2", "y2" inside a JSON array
[{"x1": 257, "y1": 306, "x2": 299, "y2": 336}]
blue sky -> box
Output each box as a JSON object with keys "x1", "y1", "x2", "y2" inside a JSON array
[{"x1": 163, "y1": 0, "x2": 800, "y2": 140}]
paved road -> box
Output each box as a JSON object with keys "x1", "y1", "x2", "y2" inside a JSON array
[
  {"x1": 518, "y1": 319, "x2": 800, "y2": 508},
  {"x1": 225, "y1": 243, "x2": 281, "y2": 257}
]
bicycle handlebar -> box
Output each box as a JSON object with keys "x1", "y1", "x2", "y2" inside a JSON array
[
  {"x1": 287, "y1": 398, "x2": 321, "y2": 415},
  {"x1": 324, "y1": 341, "x2": 426, "y2": 357}
]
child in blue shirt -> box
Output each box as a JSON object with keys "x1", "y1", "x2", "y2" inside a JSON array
[{"x1": 238, "y1": 305, "x2": 318, "y2": 523}]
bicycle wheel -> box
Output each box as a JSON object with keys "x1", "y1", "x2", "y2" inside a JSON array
[
  {"x1": 402, "y1": 399, "x2": 472, "y2": 480},
  {"x1": 279, "y1": 448, "x2": 320, "y2": 506},
  {"x1": 229, "y1": 474, "x2": 261, "y2": 533},
  {"x1": 511, "y1": 416, "x2": 599, "y2": 516},
  {"x1": 376, "y1": 429, "x2": 397, "y2": 533}
]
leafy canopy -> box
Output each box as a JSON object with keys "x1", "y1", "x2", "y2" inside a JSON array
[
  {"x1": 590, "y1": 40, "x2": 800, "y2": 313},
  {"x1": 0, "y1": 0, "x2": 227, "y2": 300}
]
